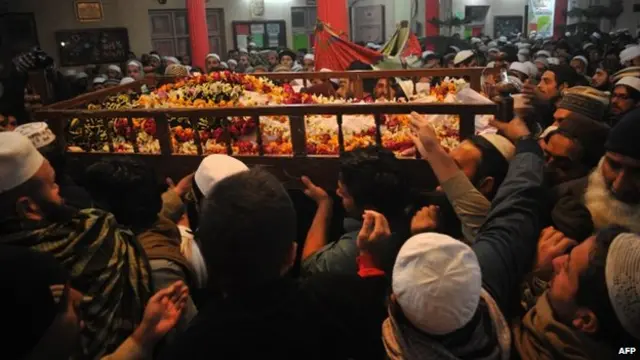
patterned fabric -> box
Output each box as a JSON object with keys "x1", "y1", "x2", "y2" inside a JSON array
[{"x1": 0, "y1": 209, "x2": 152, "y2": 359}]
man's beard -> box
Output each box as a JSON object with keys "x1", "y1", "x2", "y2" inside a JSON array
[
  {"x1": 37, "y1": 197, "x2": 78, "y2": 224},
  {"x1": 584, "y1": 160, "x2": 640, "y2": 233}
]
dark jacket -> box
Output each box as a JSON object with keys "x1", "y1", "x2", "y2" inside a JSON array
[
  {"x1": 159, "y1": 274, "x2": 390, "y2": 360},
  {"x1": 473, "y1": 138, "x2": 546, "y2": 318}
]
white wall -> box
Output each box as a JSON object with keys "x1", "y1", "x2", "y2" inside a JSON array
[
  {"x1": 350, "y1": 0, "x2": 397, "y2": 42},
  {"x1": 449, "y1": 0, "x2": 528, "y2": 37},
  {"x1": 7, "y1": 0, "x2": 308, "y2": 65}
]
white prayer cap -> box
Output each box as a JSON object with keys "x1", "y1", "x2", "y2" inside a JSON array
[
  {"x1": 422, "y1": 50, "x2": 435, "y2": 59},
  {"x1": 164, "y1": 56, "x2": 180, "y2": 65},
  {"x1": 194, "y1": 154, "x2": 249, "y2": 196},
  {"x1": 572, "y1": 55, "x2": 589, "y2": 66},
  {"x1": 524, "y1": 61, "x2": 538, "y2": 77},
  {"x1": 605, "y1": 232, "x2": 640, "y2": 340},
  {"x1": 518, "y1": 48, "x2": 530, "y2": 56},
  {"x1": 583, "y1": 43, "x2": 596, "y2": 51},
  {"x1": 127, "y1": 60, "x2": 143, "y2": 69},
  {"x1": 498, "y1": 36, "x2": 507, "y2": 42},
  {"x1": 453, "y1": 50, "x2": 474, "y2": 65},
  {"x1": 620, "y1": 46, "x2": 640, "y2": 65},
  {"x1": 518, "y1": 54, "x2": 528, "y2": 62},
  {"x1": 534, "y1": 57, "x2": 549, "y2": 67},
  {"x1": 449, "y1": 45, "x2": 461, "y2": 53},
  {"x1": 565, "y1": 32, "x2": 571, "y2": 37},
  {"x1": 547, "y1": 57, "x2": 560, "y2": 65},
  {"x1": 228, "y1": 59, "x2": 238, "y2": 65},
  {"x1": 304, "y1": 53, "x2": 315, "y2": 61},
  {"x1": 107, "y1": 64, "x2": 122, "y2": 73},
  {"x1": 206, "y1": 53, "x2": 221, "y2": 61},
  {"x1": 616, "y1": 77, "x2": 640, "y2": 93},
  {"x1": 488, "y1": 47, "x2": 500, "y2": 54},
  {"x1": 14, "y1": 122, "x2": 56, "y2": 149},
  {"x1": 487, "y1": 41, "x2": 498, "y2": 48},
  {"x1": 220, "y1": 62, "x2": 228, "y2": 69},
  {"x1": 248, "y1": 42, "x2": 257, "y2": 47},
  {"x1": 75, "y1": 72, "x2": 88, "y2": 80},
  {"x1": 119, "y1": 77, "x2": 135, "y2": 85},
  {"x1": 470, "y1": 37, "x2": 482, "y2": 45},
  {"x1": 536, "y1": 50, "x2": 552, "y2": 58},
  {"x1": 507, "y1": 75, "x2": 524, "y2": 91},
  {"x1": 393, "y1": 233, "x2": 482, "y2": 335},
  {"x1": 0, "y1": 132, "x2": 45, "y2": 194},
  {"x1": 509, "y1": 62, "x2": 529, "y2": 76},
  {"x1": 479, "y1": 133, "x2": 515, "y2": 161},
  {"x1": 238, "y1": 47, "x2": 248, "y2": 54},
  {"x1": 591, "y1": 32, "x2": 601, "y2": 39},
  {"x1": 150, "y1": 54, "x2": 161, "y2": 61},
  {"x1": 93, "y1": 76, "x2": 106, "y2": 84},
  {"x1": 64, "y1": 69, "x2": 77, "y2": 77}
]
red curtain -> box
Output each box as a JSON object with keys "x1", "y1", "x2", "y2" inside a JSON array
[
  {"x1": 425, "y1": 0, "x2": 440, "y2": 50},
  {"x1": 317, "y1": 0, "x2": 349, "y2": 38},
  {"x1": 187, "y1": 0, "x2": 209, "y2": 70},
  {"x1": 314, "y1": 23, "x2": 382, "y2": 70}
]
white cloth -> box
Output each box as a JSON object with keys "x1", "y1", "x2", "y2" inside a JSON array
[
  {"x1": 393, "y1": 233, "x2": 482, "y2": 335},
  {"x1": 194, "y1": 154, "x2": 249, "y2": 196},
  {"x1": 178, "y1": 225, "x2": 208, "y2": 289},
  {"x1": 605, "y1": 233, "x2": 640, "y2": 340},
  {"x1": 0, "y1": 132, "x2": 45, "y2": 194},
  {"x1": 616, "y1": 76, "x2": 640, "y2": 92}
]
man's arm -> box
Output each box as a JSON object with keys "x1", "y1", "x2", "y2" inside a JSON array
[
  {"x1": 439, "y1": 171, "x2": 492, "y2": 242},
  {"x1": 472, "y1": 137, "x2": 545, "y2": 315},
  {"x1": 409, "y1": 112, "x2": 491, "y2": 242}
]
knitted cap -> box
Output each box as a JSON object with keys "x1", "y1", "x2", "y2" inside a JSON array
[
  {"x1": 611, "y1": 67, "x2": 640, "y2": 83},
  {"x1": 605, "y1": 232, "x2": 640, "y2": 340},
  {"x1": 605, "y1": 107, "x2": 640, "y2": 160},
  {"x1": 549, "y1": 116, "x2": 610, "y2": 168},
  {"x1": 556, "y1": 86, "x2": 610, "y2": 122},
  {"x1": 393, "y1": 233, "x2": 482, "y2": 335}
]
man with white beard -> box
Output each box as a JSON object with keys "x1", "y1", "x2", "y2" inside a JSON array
[{"x1": 584, "y1": 107, "x2": 640, "y2": 233}]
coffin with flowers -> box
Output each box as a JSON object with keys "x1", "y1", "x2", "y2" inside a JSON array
[{"x1": 36, "y1": 70, "x2": 503, "y2": 189}]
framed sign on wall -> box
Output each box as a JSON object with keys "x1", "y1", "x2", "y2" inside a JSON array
[
  {"x1": 74, "y1": 1, "x2": 104, "y2": 23},
  {"x1": 232, "y1": 20, "x2": 286, "y2": 50}
]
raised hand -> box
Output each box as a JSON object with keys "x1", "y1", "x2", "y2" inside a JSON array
[
  {"x1": 410, "y1": 205, "x2": 440, "y2": 235},
  {"x1": 301, "y1": 175, "x2": 331, "y2": 205}
]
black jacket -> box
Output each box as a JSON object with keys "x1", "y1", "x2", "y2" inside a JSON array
[{"x1": 159, "y1": 274, "x2": 390, "y2": 360}]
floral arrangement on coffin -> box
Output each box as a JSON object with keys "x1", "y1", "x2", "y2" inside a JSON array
[{"x1": 112, "y1": 118, "x2": 160, "y2": 154}]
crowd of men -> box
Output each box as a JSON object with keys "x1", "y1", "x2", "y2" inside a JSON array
[{"x1": 0, "y1": 27, "x2": 640, "y2": 360}]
